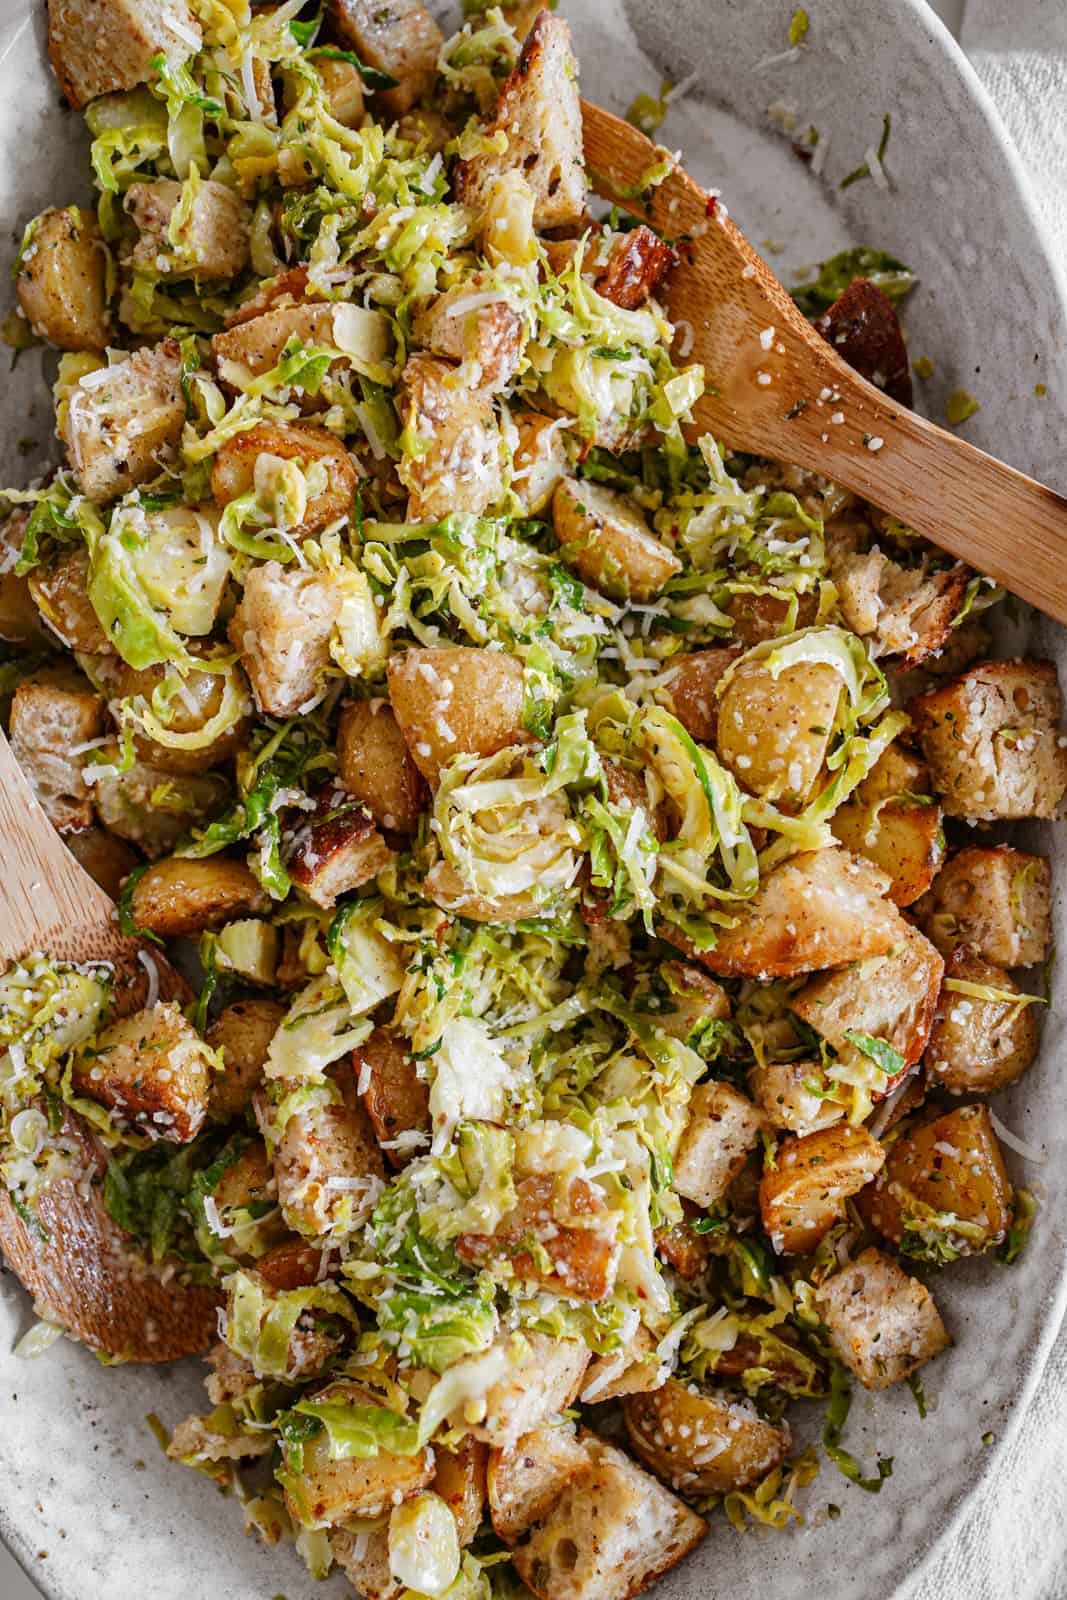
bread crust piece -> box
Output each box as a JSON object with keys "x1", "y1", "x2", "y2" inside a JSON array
[
  {"x1": 671, "y1": 1082, "x2": 766, "y2": 1209},
  {"x1": 325, "y1": 0, "x2": 442, "y2": 115},
  {"x1": 126, "y1": 179, "x2": 250, "y2": 280},
  {"x1": 286, "y1": 780, "x2": 394, "y2": 909},
  {"x1": 211, "y1": 421, "x2": 357, "y2": 542},
  {"x1": 47, "y1": 0, "x2": 202, "y2": 109},
  {"x1": 814, "y1": 277, "x2": 912, "y2": 406},
  {"x1": 70, "y1": 999, "x2": 214, "y2": 1141},
  {"x1": 815, "y1": 1246, "x2": 950, "y2": 1389},
  {"x1": 61, "y1": 338, "x2": 185, "y2": 502}
]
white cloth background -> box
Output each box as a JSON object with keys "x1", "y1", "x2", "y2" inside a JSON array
[{"x1": 0, "y1": 2, "x2": 1065, "y2": 1598}]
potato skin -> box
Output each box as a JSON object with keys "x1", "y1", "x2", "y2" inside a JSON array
[
  {"x1": 16, "y1": 206, "x2": 109, "y2": 351},
  {"x1": 65, "y1": 825, "x2": 139, "y2": 901},
  {"x1": 830, "y1": 744, "x2": 945, "y2": 907},
  {"x1": 337, "y1": 698, "x2": 427, "y2": 833},
  {"x1": 29, "y1": 545, "x2": 112, "y2": 654},
  {"x1": 282, "y1": 1380, "x2": 434, "y2": 1527},
  {"x1": 624, "y1": 1380, "x2": 790, "y2": 1495},
  {"x1": 0, "y1": 512, "x2": 50, "y2": 647},
  {"x1": 386, "y1": 645, "x2": 526, "y2": 786},
  {"x1": 353, "y1": 1025, "x2": 430, "y2": 1166},
  {"x1": 552, "y1": 478, "x2": 681, "y2": 602},
  {"x1": 210, "y1": 421, "x2": 357, "y2": 542},
  {"x1": 315, "y1": 55, "x2": 365, "y2": 126},
  {"x1": 924, "y1": 948, "x2": 1041, "y2": 1094},
  {"x1": 510, "y1": 411, "x2": 570, "y2": 514},
  {"x1": 207, "y1": 999, "x2": 287, "y2": 1120},
  {"x1": 759, "y1": 1123, "x2": 885, "y2": 1255},
  {"x1": 130, "y1": 855, "x2": 268, "y2": 937},
  {"x1": 859, "y1": 1103, "x2": 1012, "y2": 1257},
  {"x1": 657, "y1": 647, "x2": 740, "y2": 744},
  {"x1": 433, "y1": 1437, "x2": 488, "y2": 1548},
  {"x1": 716, "y1": 656, "x2": 842, "y2": 806},
  {"x1": 108, "y1": 659, "x2": 252, "y2": 776},
  {"x1": 456, "y1": 1174, "x2": 620, "y2": 1302},
  {"x1": 325, "y1": 0, "x2": 442, "y2": 116}
]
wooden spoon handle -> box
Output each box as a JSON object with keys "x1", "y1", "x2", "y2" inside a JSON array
[{"x1": 581, "y1": 99, "x2": 1067, "y2": 623}]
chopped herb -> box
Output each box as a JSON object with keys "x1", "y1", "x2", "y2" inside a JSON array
[
  {"x1": 946, "y1": 389, "x2": 980, "y2": 425},
  {"x1": 788, "y1": 7, "x2": 810, "y2": 46},
  {"x1": 906, "y1": 1372, "x2": 928, "y2": 1419},
  {"x1": 843, "y1": 1031, "x2": 905, "y2": 1077}
]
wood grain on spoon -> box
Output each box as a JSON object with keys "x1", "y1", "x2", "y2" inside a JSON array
[{"x1": 582, "y1": 99, "x2": 1067, "y2": 624}]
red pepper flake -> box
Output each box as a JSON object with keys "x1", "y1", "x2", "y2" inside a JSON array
[{"x1": 705, "y1": 194, "x2": 718, "y2": 218}]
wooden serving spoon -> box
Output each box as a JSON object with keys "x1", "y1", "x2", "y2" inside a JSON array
[
  {"x1": 582, "y1": 99, "x2": 1067, "y2": 623},
  {"x1": 0, "y1": 731, "x2": 221, "y2": 1362}
]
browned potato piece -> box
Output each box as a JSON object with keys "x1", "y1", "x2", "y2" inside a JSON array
[
  {"x1": 274, "y1": 1071, "x2": 385, "y2": 1239},
  {"x1": 16, "y1": 206, "x2": 109, "y2": 351},
  {"x1": 93, "y1": 754, "x2": 230, "y2": 857},
  {"x1": 129, "y1": 855, "x2": 268, "y2": 937},
  {"x1": 286, "y1": 783, "x2": 393, "y2": 909},
  {"x1": 229, "y1": 562, "x2": 342, "y2": 716},
  {"x1": 386, "y1": 645, "x2": 525, "y2": 786},
  {"x1": 396, "y1": 353, "x2": 505, "y2": 520},
  {"x1": 510, "y1": 411, "x2": 570, "y2": 514},
  {"x1": 727, "y1": 588, "x2": 818, "y2": 645},
  {"x1": 205, "y1": 1140, "x2": 287, "y2": 1262},
  {"x1": 552, "y1": 478, "x2": 681, "y2": 602},
  {"x1": 749, "y1": 1059, "x2": 844, "y2": 1136},
  {"x1": 60, "y1": 338, "x2": 184, "y2": 502},
  {"x1": 910, "y1": 658, "x2": 1067, "y2": 820},
  {"x1": 815, "y1": 1246, "x2": 950, "y2": 1389},
  {"x1": 207, "y1": 999, "x2": 286, "y2": 1120},
  {"x1": 595, "y1": 225, "x2": 676, "y2": 310},
  {"x1": 28, "y1": 545, "x2": 111, "y2": 654},
  {"x1": 46, "y1": 0, "x2": 201, "y2": 109},
  {"x1": 211, "y1": 302, "x2": 392, "y2": 395},
  {"x1": 65, "y1": 825, "x2": 138, "y2": 901},
  {"x1": 353, "y1": 1025, "x2": 431, "y2": 1167},
  {"x1": 281, "y1": 1381, "x2": 434, "y2": 1527},
  {"x1": 456, "y1": 1175, "x2": 620, "y2": 1302},
  {"x1": 624, "y1": 1380, "x2": 790, "y2": 1495},
  {"x1": 924, "y1": 949, "x2": 1041, "y2": 1094},
  {"x1": 672, "y1": 1082, "x2": 766, "y2": 1209},
  {"x1": 656, "y1": 1215, "x2": 712, "y2": 1280},
  {"x1": 656, "y1": 647, "x2": 741, "y2": 744},
  {"x1": 434, "y1": 1437, "x2": 488, "y2": 1547},
  {"x1": 716, "y1": 655, "x2": 842, "y2": 806},
  {"x1": 326, "y1": 0, "x2": 442, "y2": 115},
  {"x1": 915, "y1": 845, "x2": 1051, "y2": 967},
  {"x1": 759, "y1": 1123, "x2": 885, "y2": 1255},
  {"x1": 0, "y1": 512, "x2": 50, "y2": 647},
  {"x1": 9, "y1": 671, "x2": 104, "y2": 831},
  {"x1": 667, "y1": 847, "x2": 902, "y2": 980},
  {"x1": 830, "y1": 743, "x2": 945, "y2": 907},
  {"x1": 488, "y1": 1422, "x2": 588, "y2": 1546},
  {"x1": 336, "y1": 699, "x2": 427, "y2": 833},
  {"x1": 254, "y1": 1237, "x2": 328, "y2": 1292},
  {"x1": 71, "y1": 1001, "x2": 214, "y2": 1142},
  {"x1": 314, "y1": 56, "x2": 365, "y2": 126},
  {"x1": 107, "y1": 659, "x2": 252, "y2": 776},
  {"x1": 815, "y1": 277, "x2": 912, "y2": 407},
  {"x1": 211, "y1": 421, "x2": 357, "y2": 542},
  {"x1": 860, "y1": 1103, "x2": 1012, "y2": 1258},
  {"x1": 411, "y1": 278, "x2": 524, "y2": 392},
  {"x1": 126, "y1": 179, "x2": 249, "y2": 280}
]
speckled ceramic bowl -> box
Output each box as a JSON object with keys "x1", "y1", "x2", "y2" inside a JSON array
[{"x1": 1, "y1": 2, "x2": 1065, "y2": 1597}]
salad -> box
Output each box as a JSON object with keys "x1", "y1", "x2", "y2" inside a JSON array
[{"x1": 0, "y1": 1, "x2": 1063, "y2": 1597}]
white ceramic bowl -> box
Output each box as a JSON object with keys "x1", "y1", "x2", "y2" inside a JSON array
[{"x1": 1, "y1": 2, "x2": 1065, "y2": 1597}]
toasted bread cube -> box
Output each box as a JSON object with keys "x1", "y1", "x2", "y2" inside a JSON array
[
  {"x1": 624, "y1": 1380, "x2": 790, "y2": 1495},
  {"x1": 353, "y1": 1025, "x2": 430, "y2": 1167},
  {"x1": 512, "y1": 1431, "x2": 706, "y2": 1600},
  {"x1": 816, "y1": 1246, "x2": 950, "y2": 1389},
  {"x1": 46, "y1": 0, "x2": 201, "y2": 108},
  {"x1": 668, "y1": 847, "x2": 902, "y2": 980},
  {"x1": 672, "y1": 1082, "x2": 765, "y2": 1209},
  {"x1": 594, "y1": 226, "x2": 675, "y2": 310},
  {"x1": 656, "y1": 647, "x2": 741, "y2": 744},
  {"x1": 325, "y1": 0, "x2": 442, "y2": 115},
  {"x1": 832, "y1": 550, "x2": 969, "y2": 666},
  {"x1": 814, "y1": 276, "x2": 912, "y2": 405},
  {"x1": 790, "y1": 920, "x2": 943, "y2": 1079},
  {"x1": 282, "y1": 1381, "x2": 434, "y2": 1528},
  {"x1": 397, "y1": 354, "x2": 504, "y2": 520},
  {"x1": 230, "y1": 562, "x2": 342, "y2": 716},
  {"x1": 581, "y1": 1324, "x2": 661, "y2": 1404},
  {"x1": 9, "y1": 672, "x2": 105, "y2": 832},
  {"x1": 330, "y1": 1527, "x2": 398, "y2": 1600},
  {"x1": 108, "y1": 658, "x2": 251, "y2": 777},
  {"x1": 129, "y1": 855, "x2": 268, "y2": 937},
  {"x1": 915, "y1": 845, "x2": 1051, "y2": 967},
  {"x1": 286, "y1": 782, "x2": 394, "y2": 909},
  {"x1": 488, "y1": 1422, "x2": 589, "y2": 1545},
  {"x1": 167, "y1": 1408, "x2": 275, "y2": 1465},
  {"x1": 206, "y1": 999, "x2": 286, "y2": 1119},
  {"x1": 510, "y1": 410, "x2": 570, "y2": 514},
  {"x1": 211, "y1": 421, "x2": 357, "y2": 542},
  {"x1": 455, "y1": 12, "x2": 586, "y2": 229},
  {"x1": 71, "y1": 1001, "x2": 213, "y2": 1142},
  {"x1": 411, "y1": 278, "x2": 523, "y2": 392},
  {"x1": 387, "y1": 645, "x2": 525, "y2": 786},
  {"x1": 212, "y1": 301, "x2": 392, "y2": 394},
  {"x1": 716, "y1": 656, "x2": 843, "y2": 806},
  {"x1": 93, "y1": 755, "x2": 229, "y2": 857},
  {"x1": 456, "y1": 1174, "x2": 620, "y2": 1302},
  {"x1": 860, "y1": 1104, "x2": 1012, "y2": 1259},
  {"x1": 65, "y1": 824, "x2": 139, "y2": 901},
  {"x1": 28, "y1": 545, "x2": 111, "y2": 654},
  {"x1": 0, "y1": 512, "x2": 50, "y2": 647},
  {"x1": 630, "y1": 960, "x2": 730, "y2": 1049},
  {"x1": 61, "y1": 340, "x2": 184, "y2": 502},
  {"x1": 337, "y1": 699, "x2": 427, "y2": 833},
  {"x1": 910, "y1": 659, "x2": 1067, "y2": 820},
  {"x1": 749, "y1": 1059, "x2": 844, "y2": 1136},
  {"x1": 433, "y1": 1437, "x2": 488, "y2": 1548},
  {"x1": 759, "y1": 1124, "x2": 885, "y2": 1255},
  {"x1": 462, "y1": 1332, "x2": 589, "y2": 1448},
  {"x1": 830, "y1": 743, "x2": 945, "y2": 906},
  {"x1": 228, "y1": 1263, "x2": 343, "y2": 1379},
  {"x1": 126, "y1": 179, "x2": 250, "y2": 281},
  {"x1": 925, "y1": 948, "x2": 1041, "y2": 1094},
  {"x1": 16, "y1": 206, "x2": 109, "y2": 352},
  {"x1": 274, "y1": 1070, "x2": 384, "y2": 1240},
  {"x1": 552, "y1": 478, "x2": 681, "y2": 603}
]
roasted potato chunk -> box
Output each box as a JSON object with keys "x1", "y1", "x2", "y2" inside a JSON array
[
  {"x1": 672, "y1": 1082, "x2": 766, "y2": 1209},
  {"x1": 910, "y1": 658, "x2": 1067, "y2": 820},
  {"x1": 510, "y1": 411, "x2": 570, "y2": 514},
  {"x1": 411, "y1": 278, "x2": 524, "y2": 392},
  {"x1": 211, "y1": 422, "x2": 357, "y2": 542},
  {"x1": 456, "y1": 1174, "x2": 620, "y2": 1301},
  {"x1": 126, "y1": 179, "x2": 250, "y2": 280},
  {"x1": 915, "y1": 845, "x2": 1051, "y2": 967},
  {"x1": 353, "y1": 1026, "x2": 431, "y2": 1167},
  {"x1": 281, "y1": 1381, "x2": 433, "y2": 1528},
  {"x1": 726, "y1": 587, "x2": 818, "y2": 645},
  {"x1": 759, "y1": 1123, "x2": 885, "y2": 1255},
  {"x1": 552, "y1": 478, "x2": 681, "y2": 602},
  {"x1": 396, "y1": 353, "x2": 505, "y2": 520},
  {"x1": 71, "y1": 1001, "x2": 214, "y2": 1141},
  {"x1": 336, "y1": 699, "x2": 427, "y2": 833},
  {"x1": 129, "y1": 855, "x2": 268, "y2": 937},
  {"x1": 93, "y1": 754, "x2": 230, "y2": 856},
  {"x1": 286, "y1": 782, "x2": 394, "y2": 909},
  {"x1": 28, "y1": 545, "x2": 111, "y2": 654},
  {"x1": 830, "y1": 743, "x2": 945, "y2": 906},
  {"x1": 434, "y1": 1437, "x2": 488, "y2": 1548},
  {"x1": 924, "y1": 948, "x2": 1041, "y2": 1094},
  {"x1": 46, "y1": 0, "x2": 201, "y2": 108},
  {"x1": 815, "y1": 1246, "x2": 950, "y2": 1389},
  {"x1": 230, "y1": 562, "x2": 342, "y2": 716},
  {"x1": 595, "y1": 225, "x2": 676, "y2": 310},
  {"x1": 387, "y1": 645, "x2": 526, "y2": 786},
  {"x1": 207, "y1": 999, "x2": 286, "y2": 1120},
  {"x1": 273, "y1": 1069, "x2": 385, "y2": 1240},
  {"x1": 60, "y1": 338, "x2": 185, "y2": 502},
  {"x1": 203, "y1": 1140, "x2": 286, "y2": 1262},
  {"x1": 0, "y1": 512, "x2": 50, "y2": 647},
  {"x1": 624, "y1": 1380, "x2": 790, "y2": 1495},
  {"x1": 9, "y1": 671, "x2": 104, "y2": 831},
  {"x1": 860, "y1": 1103, "x2": 1012, "y2": 1258},
  {"x1": 656, "y1": 647, "x2": 741, "y2": 744},
  {"x1": 716, "y1": 655, "x2": 842, "y2": 806},
  {"x1": 749, "y1": 1059, "x2": 844, "y2": 1136},
  {"x1": 254, "y1": 1237, "x2": 327, "y2": 1292},
  {"x1": 107, "y1": 659, "x2": 252, "y2": 777},
  {"x1": 325, "y1": 0, "x2": 442, "y2": 115},
  {"x1": 65, "y1": 824, "x2": 138, "y2": 900},
  {"x1": 16, "y1": 206, "x2": 109, "y2": 351}
]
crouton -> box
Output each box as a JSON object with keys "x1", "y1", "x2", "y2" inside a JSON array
[
  {"x1": 715, "y1": 655, "x2": 843, "y2": 805},
  {"x1": 273, "y1": 1069, "x2": 385, "y2": 1240},
  {"x1": 631, "y1": 960, "x2": 730, "y2": 1049},
  {"x1": 211, "y1": 302, "x2": 393, "y2": 395},
  {"x1": 667, "y1": 848, "x2": 902, "y2": 979},
  {"x1": 832, "y1": 550, "x2": 971, "y2": 667},
  {"x1": 65, "y1": 825, "x2": 139, "y2": 901},
  {"x1": 387, "y1": 645, "x2": 526, "y2": 786},
  {"x1": 454, "y1": 12, "x2": 586, "y2": 229},
  {"x1": 336, "y1": 699, "x2": 427, "y2": 833},
  {"x1": 167, "y1": 1410, "x2": 274, "y2": 1465},
  {"x1": 759, "y1": 1124, "x2": 885, "y2": 1255},
  {"x1": 510, "y1": 410, "x2": 571, "y2": 514},
  {"x1": 411, "y1": 278, "x2": 524, "y2": 392},
  {"x1": 325, "y1": 0, "x2": 442, "y2": 115},
  {"x1": 313, "y1": 55, "x2": 365, "y2": 126},
  {"x1": 924, "y1": 948, "x2": 1041, "y2": 1094},
  {"x1": 61, "y1": 339, "x2": 185, "y2": 502},
  {"x1": 126, "y1": 179, "x2": 250, "y2": 281},
  {"x1": 129, "y1": 855, "x2": 268, "y2": 937},
  {"x1": 28, "y1": 545, "x2": 111, "y2": 654},
  {"x1": 860, "y1": 1104, "x2": 1012, "y2": 1259},
  {"x1": 281, "y1": 1381, "x2": 434, "y2": 1527},
  {"x1": 790, "y1": 920, "x2": 943, "y2": 1081},
  {"x1": 107, "y1": 658, "x2": 252, "y2": 777},
  {"x1": 92, "y1": 754, "x2": 230, "y2": 857},
  {"x1": 330, "y1": 1527, "x2": 398, "y2": 1600},
  {"x1": 815, "y1": 1246, "x2": 950, "y2": 1389},
  {"x1": 286, "y1": 781, "x2": 394, "y2": 909},
  {"x1": 915, "y1": 845, "x2": 1051, "y2": 967},
  {"x1": 0, "y1": 512, "x2": 49, "y2": 647},
  {"x1": 749, "y1": 1059, "x2": 844, "y2": 1136},
  {"x1": 910, "y1": 659, "x2": 1067, "y2": 820},
  {"x1": 9, "y1": 671, "x2": 104, "y2": 831},
  {"x1": 624, "y1": 1380, "x2": 790, "y2": 1495},
  {"x1": 353, "y1": 1026, "x2": 431, "y2": 1166},
  {"x1": 456, "y1": 1174, "x2": 620, "y2": 1301},
  {"x1": 71, "y1": 1000, "x2": 214, "y2": 1142},
  {"x1": 396, "y1": 353, "x2": 505, "y2": 520},
  {"x1": 830, "y1": 743, "x2": 945, "y2": 906},
  {"x1": 16, "y1": 206, "x2": 109, "y2": 351},
  {"x1": 581, "y1": 1324, "x2": 662, "y2": 1403},
  {"x1": 46, "y1": 0, "x2": 201, "y2": 109},
  {"x1": 814, "y1": 277, "x2": 912, "y2": 406},
  {"x1": 672, "y1": 1082, "x2": 766, "y2": 1209},
  {"x1": 655, "y1": 647, "x2": 741, "y2": 744},
  {"x1": 211, "y1": 421, "x2": 357, "y2": 542},
  {"x1": 488, "y1": 1422, "x2": 589, "y2": 1545},
  {"x1": 434, "y1": 1437, "x2": 488, "y2": 1547},
  {"x1": 206, "y1": 999, "x2": 286, "y2": 1120},
  {"x1": 462, "y1": 1332, "x2": 589, "y2": 1448},
  {"x1": 202, "y1": 1140, "x2": 287, "y2": 1262},
  {"x1": 512, "y1": 1431, "x2": 706, "y2": 1600},
  {"x1": 229, "y1": 562, "x2": 342, "y2": 716},
  {"x1": 553, "y1": 478, "x2": 681, "y2": 602},
  {"x1": 595, "y1": 226, "x2": 676, "y2": 310}
]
